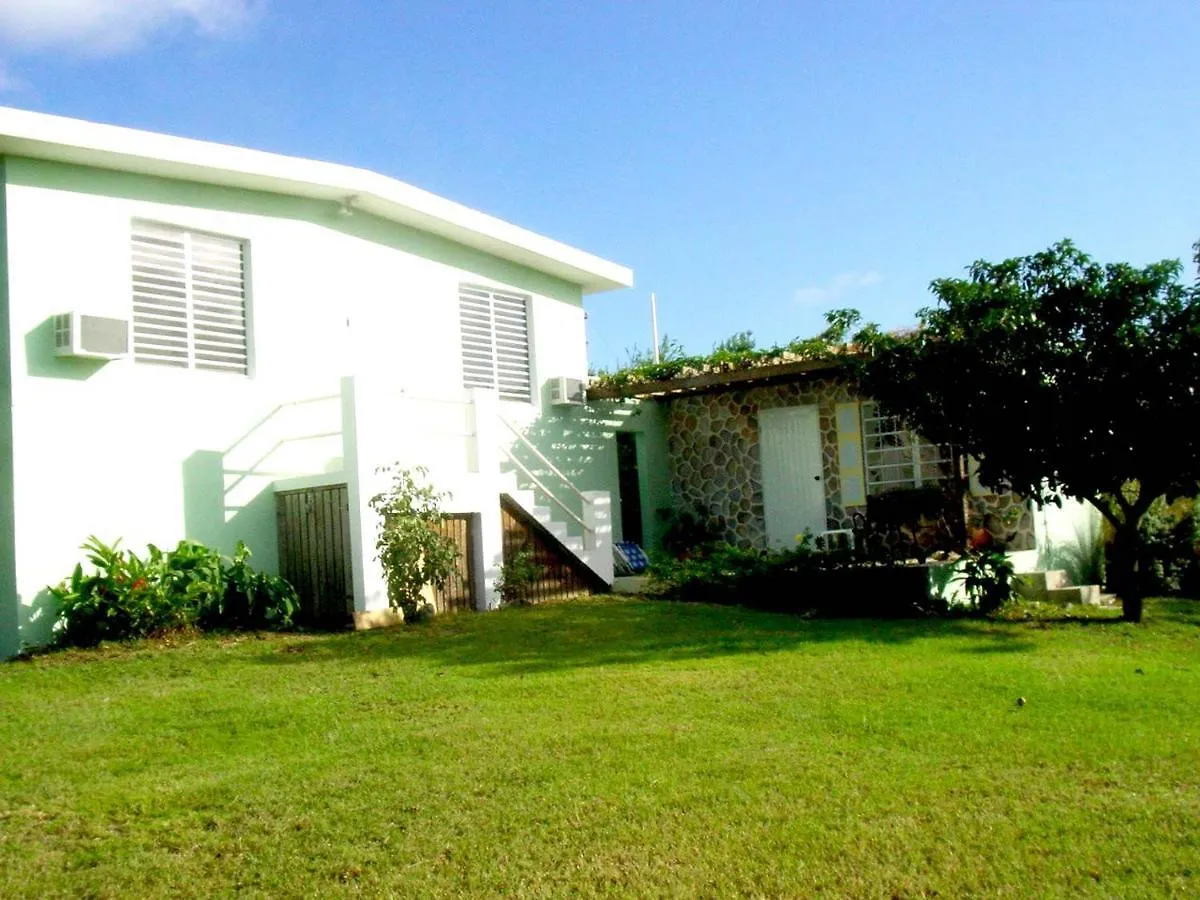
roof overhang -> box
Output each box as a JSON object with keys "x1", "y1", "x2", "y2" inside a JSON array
[{"x1": 0, "y1": 106, "x2": 633, "y2": 295}]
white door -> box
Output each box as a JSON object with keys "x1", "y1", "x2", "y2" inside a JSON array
[{"x1": 758, "y1": 405, "x2": 826, "y2": 548}]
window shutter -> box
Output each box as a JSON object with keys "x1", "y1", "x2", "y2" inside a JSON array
[
  {"x1": 836, "y1": 402, "x2": 866, "y2": 506},
  {"x1": 132, "y1": 222, "x2": 248, "y2": 375},
  {"x1": 458, "y1": 285, "x2": 531, "y2": 401},
  {"x1": 492, "y1": 290, "x2": 531, "y2": 401}
]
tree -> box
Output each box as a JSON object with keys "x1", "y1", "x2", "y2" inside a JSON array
[{"x1": 856, "y1": 240, "x2": 1200, "y2": 621}]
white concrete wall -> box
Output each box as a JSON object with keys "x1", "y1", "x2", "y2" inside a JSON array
[{"x1": 2, "y1": 158, "x2": 592, "y2": 647}]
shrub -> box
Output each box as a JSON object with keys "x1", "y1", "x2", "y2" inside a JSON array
[
  {"x1": 369, "y1": 465, "x2": 460, "y2": 621},
  {"x1": 649, "y1": 542, "x2": 812, "y2": 606},
  {"x1": 49, "y1": 537, "x2": 298, "y2": 648},
  {"x1": 496, "y1": 548, "x2": 546, "y2": 605},
  {"x1": 1135, "y1": 495, "x2": 1199, "y2": 595},
  {"x1": 959, "y1": 549, "x2": 1016, "y2": 615}
]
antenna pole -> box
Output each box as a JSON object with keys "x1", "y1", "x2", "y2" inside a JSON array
[{"x1": 650, "y1": 292, "x2": 660, "y2": 363}]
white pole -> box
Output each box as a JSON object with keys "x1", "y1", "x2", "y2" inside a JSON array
[{"x1": 650, "y1": 292, "x2": 660, "y2": 363}]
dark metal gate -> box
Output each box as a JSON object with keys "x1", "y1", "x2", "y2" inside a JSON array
[{"x1": 276, "y1": 483, "x2": 354, "y2": 628}]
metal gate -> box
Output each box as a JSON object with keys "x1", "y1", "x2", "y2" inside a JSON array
[
  {"x1": 276, "y1": 483, "x2": 354, "y2": 628},
  {"x1": 432, "y1": 514, "x2": 478, "y2": 613}
]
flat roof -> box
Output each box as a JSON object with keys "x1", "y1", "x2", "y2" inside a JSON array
[{"x1": 0, "y1": 106, "x2": 633, "y2": 295}]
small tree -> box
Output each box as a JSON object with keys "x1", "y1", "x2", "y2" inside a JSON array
[
  {"x1": 368, "y1": 466, "x2": 459, "y2": 621},
  {"x1": 857, "y1": 240, "x2": 1200, "y2": 622}
]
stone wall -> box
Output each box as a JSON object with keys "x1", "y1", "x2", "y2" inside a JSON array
[
  {"x1": 968, "y1": 492, "x2": 1035, "y2": 551},
  {"x1": 664, "y1": 376, "x2": 864, "y2": 547},
  {"x1": 663, "y1": 373, "x2": 1036, "y2": 552}
]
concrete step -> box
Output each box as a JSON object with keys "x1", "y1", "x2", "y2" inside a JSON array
[
  {"x1": 544, "y1": 519, "x2": 570, "y2": 540},
  {"x1": 1014, "y1": 569, "x2": 1071, "y2": 602},
  {"x1": 613, "y1": 575, "x2": 651, "y2": 594},
  {"x1": 1046, "y1": 584, "x2": 1103, "y2": 605},
  {"x1": 1047, "y1": 586, "x2": 1084, "y2": 604}
]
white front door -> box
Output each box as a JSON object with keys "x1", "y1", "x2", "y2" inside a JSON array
[{"x1": 758, "y1": 405, "x2": 826, "y2": 548}]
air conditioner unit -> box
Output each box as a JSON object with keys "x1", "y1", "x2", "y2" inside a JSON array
[
  {"x1": 550, "y1": 376, "x2": 586, "y2": 406},
  {"x1": 54, "y1": 312, "x2": 130, "y2": 361}
]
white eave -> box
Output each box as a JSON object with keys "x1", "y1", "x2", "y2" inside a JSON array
[{"x1": 0, "y1": 106, "x2": 633, "y2": 295}]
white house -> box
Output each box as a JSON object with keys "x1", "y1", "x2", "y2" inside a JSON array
[{"x1": 0, "y1": 107, "x2": 634, "y2": 656}]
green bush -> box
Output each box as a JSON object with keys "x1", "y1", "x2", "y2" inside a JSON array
[
  {"x1": 368, "y1": 465, "x2": 460, "y2": 621},
  {"x1": 1136, "y1": 495, "x2": 1199, "y2": 595},
  {"x1": 49, "y1": 536, "x2": 298, "y2": 648},
  {"x1": 959, "y1": 549, "x2": 1016, "y2": 615},
  {"x1": 496, "y1": 548, "x2": 546, "y2": 606},
  {"x1": 648, "y1": 542, "x2": 812, "y2": 606}
]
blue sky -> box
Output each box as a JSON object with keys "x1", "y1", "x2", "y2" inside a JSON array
[{"x1": 2, "y1": 1, "x2": 1198, "y2": 370}]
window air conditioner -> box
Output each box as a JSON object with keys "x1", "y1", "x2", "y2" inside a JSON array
[
  {"x1": 550, "y1": 376, "x2": 586, "y2": 406},
  {"x1": 54, "y1": 313, "x2": 130, "y2": 360}
]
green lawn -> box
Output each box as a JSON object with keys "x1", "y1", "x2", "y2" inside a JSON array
[{"x1": 2, "y1": 599, "x2": 1198, "y2": 898}]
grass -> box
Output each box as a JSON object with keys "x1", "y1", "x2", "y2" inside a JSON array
[{"x1": 2, "y1": 598, "x2": 1198, "y2": 898}]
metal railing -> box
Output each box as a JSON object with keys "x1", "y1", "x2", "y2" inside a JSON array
[{"x1": 497, "y1": 415, "x2": 594, "y2": 536}]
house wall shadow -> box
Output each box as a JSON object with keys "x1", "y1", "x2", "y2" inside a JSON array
[{"x1": 182, "y1": 449, "x2": 280, "y2": 569}]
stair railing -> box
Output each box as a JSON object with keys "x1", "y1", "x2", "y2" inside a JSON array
[{"x1": 497, "y1": 414, "x2": 594, "y2": 539}]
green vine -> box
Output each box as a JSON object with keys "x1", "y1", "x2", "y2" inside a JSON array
[{"x1": 588, "y1": 309, "x2": 863, "y2": 393}]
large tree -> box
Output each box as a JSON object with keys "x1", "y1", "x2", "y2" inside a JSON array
[{"x1": 856, "y1": 240, "x2": 1200, "y2": 621}]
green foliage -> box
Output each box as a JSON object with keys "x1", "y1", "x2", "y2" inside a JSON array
[
  {"x1": 495, "y1": 548, "x2": 546, "y2": 606},
  {"x1": 857, "y1": 239, "x2": 1200, "y2": 620},
  {"x1": 49, "y1": 536, "x2": 298, "y2": 647},
  {"x1": 369, "y1": 465, "x2": 460, "y2": 621},
  {"x1": 649, "y1": 541, "x2": 813, "y2": 605},
  {"x1": 660, "y1": 506, "x2": 726, "y2": 558},
  {"x1": 590, "y1": 309, "x2": 859, "y2": 393},
  {"x1": 1135, "y1": 495, "x2": 1199, "y2": 595},
  {"x1": 958, "y1": 549, "x2": 1016, "y2": 615}
]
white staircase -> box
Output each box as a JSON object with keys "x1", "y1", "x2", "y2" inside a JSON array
[
  {"x1": 1014, "y1": 569, "x2": 1109, "y2": 606},
  {"x1": 496, "y1": 418, "x2": 614, "y2": 587}
]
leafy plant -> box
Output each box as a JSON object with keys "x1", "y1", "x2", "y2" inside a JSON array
[
  {"x1": 958, "y1": 549, "x2": 1016, "y2": 615},
  {"x1": 495, "y1": 548, "x2": 546, "y2": 606},
  {"x1": 49, "y1": 537, "x2": 298, "y2": 648},
  {"x1": 369, "y1": 465, "x2": 460, "y2": 621},
  {"x1": 660, "y1": 507, "x2": 726, "y2": 558}
]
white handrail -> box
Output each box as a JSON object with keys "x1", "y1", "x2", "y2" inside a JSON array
[
  {"x1": 499, "y1": 444, "x2": 593, "y2": 534},
  {"x1": 497, "y1": 415, "x2": 591, "y2": 506}
]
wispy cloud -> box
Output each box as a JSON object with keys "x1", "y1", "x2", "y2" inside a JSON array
[
  {"x1": 0, "y1": 0, "x2": 262, "y2": 57},
  {"x1": 794, "y1": 270, "x2": 883, "y2": 306}
]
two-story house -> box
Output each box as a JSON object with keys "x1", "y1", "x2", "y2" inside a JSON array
[{"x1": 0, "y1": 107, "x2": 635, "y2": 655}]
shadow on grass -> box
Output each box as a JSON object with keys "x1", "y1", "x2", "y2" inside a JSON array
[{"x1": 251, "y1": 597, "x2": 1039, "y2": 676}]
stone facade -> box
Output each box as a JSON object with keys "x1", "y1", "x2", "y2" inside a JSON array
[
  {"x1": 968, "y1": 492, "x2": 1035, "y2": 552},
  {"x1": 662, "y1": 372, "x2": 1034, "y2": 552},
  {"x1": 664, "y1": 376, "x2": 864, "y2": 547}
]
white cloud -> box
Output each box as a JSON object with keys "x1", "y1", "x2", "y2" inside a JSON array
[
  {"x1": 794, "y1": 270, "x2": 883, "y2": 306},
  {"x1": 0, "y1": 0, "x2": 261, "y2": 56}
]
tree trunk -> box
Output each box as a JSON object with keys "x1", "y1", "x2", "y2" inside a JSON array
[{"x1": 1110, "y1": 520, "x2": 1144, "y2": 623}]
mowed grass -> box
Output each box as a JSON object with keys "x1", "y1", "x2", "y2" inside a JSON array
[{"x1": 2, "y1": 598, "x2": 1198, "y2": 898}]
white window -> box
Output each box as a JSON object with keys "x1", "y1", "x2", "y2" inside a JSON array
[
  {"x1": 861, "y1": 402, "x2": 952, "y2": 495},
  {"x1": 458, "y1": 284, "x2": 532, "y2": 401},
  {"x1": 131, "y1": 221, "x2": 249, "y2": 375}
]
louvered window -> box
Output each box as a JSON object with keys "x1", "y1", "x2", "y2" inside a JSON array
[
  {"x1": 131, "y1": 221, "x2": 250, "y2": 375},
  {"x1": 459, "y1": 285, "x2": 532, "y2": 401}
]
